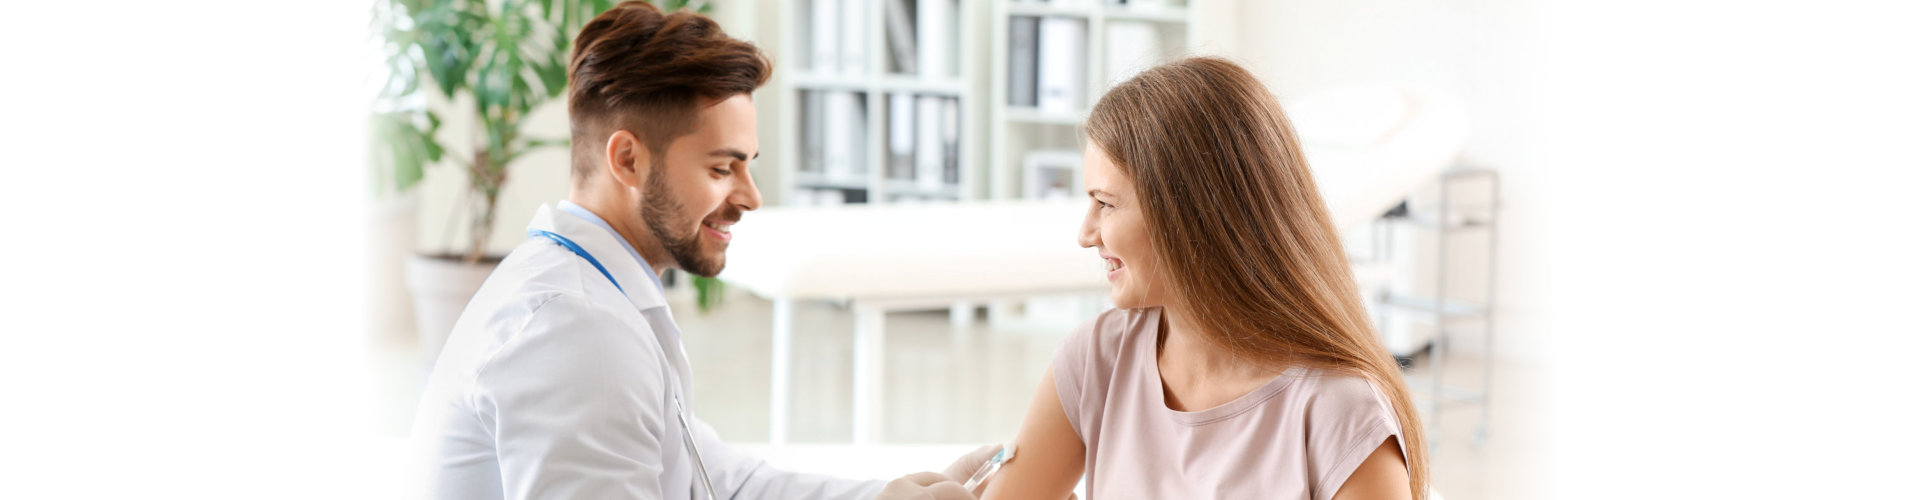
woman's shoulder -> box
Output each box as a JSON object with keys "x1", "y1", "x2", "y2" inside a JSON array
[
  {"x1": 1063, "y1": 307, "x2": 1158, "y2": 363},
  {"x1": 1292, "y1": 370, "x2": 1402, "y2": 433},
  {"x1": 1054, "y1": 307, "x2": 1157, "y2": 392}
]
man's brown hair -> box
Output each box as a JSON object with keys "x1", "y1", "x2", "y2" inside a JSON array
[{"x1": 567, "y1": 1, "x2": 772, "y2": 183}]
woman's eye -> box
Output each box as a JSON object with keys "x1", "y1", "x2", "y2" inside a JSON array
[{"x1": 711, "y1": 167, "x2": 732, "y2": 176}]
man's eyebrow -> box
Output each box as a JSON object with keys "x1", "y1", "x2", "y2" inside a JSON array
[{"x1": 709, "y1": 148, "x2": 758, "y2": 162}]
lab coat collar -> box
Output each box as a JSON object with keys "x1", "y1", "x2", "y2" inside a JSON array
[{"x1": 526, "y1": 203, "x2": 669, "y2": 313}]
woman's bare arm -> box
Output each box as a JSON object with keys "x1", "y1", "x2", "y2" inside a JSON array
[
  {"x1": 978, "y1": 364, "x2": 1085, "y2": 499},
  {"x1": 1328, "y1": 437, "x2": 1413, "y2": 500}
]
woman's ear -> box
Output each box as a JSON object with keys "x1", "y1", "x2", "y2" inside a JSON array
[{"x1": 603, "y1": 129, "x2": 651, "y2": 189}]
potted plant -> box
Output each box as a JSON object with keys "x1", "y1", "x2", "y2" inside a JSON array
[{"x1": 372, "y1": 0, "x2": 714, "y2": 361}]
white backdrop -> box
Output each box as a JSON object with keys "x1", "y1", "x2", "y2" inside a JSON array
[{"x1": 2, "y1": 0, "x2": 1916, "y2": 498}]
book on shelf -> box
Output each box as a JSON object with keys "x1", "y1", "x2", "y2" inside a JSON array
[
  {"x1": 807, "y1": 0, "x2": 881, "y2": 74},
  {"x1": 851, "y1": 92, "x2": 869, "y2": 176},
  {"x1": 814, "y1": 188, "x2": 845, "y2": 206},
  {"x1": 792, "y1": 187, "x2": 873, "y2": 207},
  {"x1": 1036, "y1": 17, "x2": 1086, "y2": 113},
  {"x1": 809, "y1": 0, "x2": 839, "y2": 73},
  {"x1": 1099, "y1": 0, "x2": 1174, "y2": 7},
  {"x1": 887, "y1": 93, "x2": 916, "y2": 180},
  {"x1": 801, "y1": 90, "x2": 826, "y2": 173},
  {"x1": 914, "y1": 95, "x2": 944, "y2": 189},
  {"x1": 842, "y1": 0, "x2": 869, "y2": 73},
  {"x1": 917, "y1": 0, "x2": 957, "y2": 79},
  {"x1": 1008, "y1": 16, "x2": 1040, "y2": 107},
  {"x1": 820, "y1": 91, "x2": 866, "y2": 179},
  {"x1": 884, "y1": 0, "x2": 918, "y2": 74},
  {"x1": 941, "y1": 96, "x2": 961, "y2": 185}
]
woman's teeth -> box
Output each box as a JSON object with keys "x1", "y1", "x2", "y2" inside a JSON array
[{"x1": 1106, "y1": 259, "x2": 1123, "y2": 272}]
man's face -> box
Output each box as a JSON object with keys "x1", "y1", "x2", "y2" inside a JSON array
[{"x1": 640, "y1": 94, "x2": 762, "y2": 277}]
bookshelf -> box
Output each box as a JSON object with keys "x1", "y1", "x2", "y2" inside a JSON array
[
  {"x1": 764, "y1": 0, "x2": 1195, "y2": 206},
  {"x1": 771, "y1": 0, "x2": 984, "y2": 206},
  {"x1": 988, "y1": 0, "x2": 1199, "y2": 200}
]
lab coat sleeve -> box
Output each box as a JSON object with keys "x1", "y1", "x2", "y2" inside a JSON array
[
  {"x1": 690, "y1": 416, "x2": 887, "y2": 499},
  {"x1": 474, "y1": 293, "x2": 669, "y2": 499}
]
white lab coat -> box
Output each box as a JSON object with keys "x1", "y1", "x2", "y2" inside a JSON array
[{"x1": 412, "y1": 203, "x2": 884, "y2": 500}]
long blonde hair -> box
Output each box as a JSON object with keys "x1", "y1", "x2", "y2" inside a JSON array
[{"x1": 1085, "y1": 56, "x2": 1429, "y2": 498}]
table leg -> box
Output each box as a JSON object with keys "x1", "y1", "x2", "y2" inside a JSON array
[
  {"x1": 770, "y1": 298, "x2": 793, "y2": 444},
  {"x1": 949, "y1": 301, "x2": 977, "y2": 328},
  {"x1": 852, "y1": 306, "x2": 886, "y2": 444}
]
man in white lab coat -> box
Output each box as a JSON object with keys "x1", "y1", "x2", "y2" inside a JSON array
[{"x1": 412, "y1": 3, "x2": 992, "y2": 499}]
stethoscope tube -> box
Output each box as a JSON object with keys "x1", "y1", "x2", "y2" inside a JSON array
[
  {"x1": 530, "y1": 229, "x2": 721, "y2": 499},
  {"x1": 675, "y1": 394, "x2": 720, "y2": 499}
]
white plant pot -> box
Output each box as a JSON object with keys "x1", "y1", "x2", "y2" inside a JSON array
[
  {"x1": 367, "y1": 193, "x2": 419, "y2": 345},
  {"x1": 405, "y1": 255, "x2": 499, "y2": 365}
]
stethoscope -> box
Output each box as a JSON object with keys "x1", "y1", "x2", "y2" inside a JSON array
[{"x1": 530, "y1": 229, "x2": 720, "y2": 500}]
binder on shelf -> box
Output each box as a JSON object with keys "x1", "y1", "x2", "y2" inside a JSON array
[
  {"x1": 822, "y1": 91, "x2": 860, "y2": 179},
  {"x1": 1105, "y1": 21, "x2": 1161, "y2": 86},
  {"x1": 916, "y1": 0, "x2": 956, "y2": 79},
  {"x1": 810, "y1": 0, "x2": 841, "y2": 73},
  {"x1": 851, "y1": 92, "x2": 870, "y2": 176},
  {"x1": 888, "y1": 93, "x2": 916, "y2": 180},
  {"x1": 940, "y1": 97, "x2": 961, "y2": 186},
  {"x1": 1037, "y1": 17, "x2": 1086, "y2": 113},
  {"x1": 914, "y1": 95, "x2": 944, "y2": 190},
  {"x1": 841, "y1": 0, "x2": 868, "y2": 74},
  {"x1": 884, "y1": 0, "x2": 917, "y2": 74},
  {"x1": 817, "y1": 188, "x2": 846, "y2": 206},
  {"x1": 801, "y1": 90, "x2": 826, "y2": 173},
  {"x1": 1008, "y1": 16, "x2": 1040, "y2": 107}
]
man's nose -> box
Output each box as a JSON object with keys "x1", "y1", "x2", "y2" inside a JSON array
[{"x1": 734, "y1": 170, "x2": 764, "y2": 211}]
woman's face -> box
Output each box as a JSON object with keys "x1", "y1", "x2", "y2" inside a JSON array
[{"x1": 1079, "y1": 143, "x2": 1167, "y2": 309}]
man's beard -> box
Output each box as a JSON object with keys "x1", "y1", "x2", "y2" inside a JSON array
[{"x1": 642, "y1": 167, "x2": 729, "y2": 277}]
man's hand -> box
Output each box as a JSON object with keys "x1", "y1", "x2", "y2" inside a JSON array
[
  {"x1": 943, "y1": 444, "x2": 1004, "y2": 487},
  {"x1": 874, "y1": 444, "x2": 1002, "y2": 500},
  {"x1": 875, "y1": 471, "x2": 974, "y2": 500}
]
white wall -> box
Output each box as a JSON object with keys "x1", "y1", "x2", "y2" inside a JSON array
[
  {"x1": 1229, "y1": 1, "x2": 1920, "y2": 496},
  {"x1": 1230, "y1": 0, "x2": 1553, "y2": 363}
]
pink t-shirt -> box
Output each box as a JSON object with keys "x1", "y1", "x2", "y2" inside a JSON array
[{"x1": 1054, "y1": 307, "x2": 1406, "y2": 499}]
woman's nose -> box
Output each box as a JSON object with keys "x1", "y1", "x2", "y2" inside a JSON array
[{"x1": 1078, "y1": 208, "x2": 1100, "y2": 248}]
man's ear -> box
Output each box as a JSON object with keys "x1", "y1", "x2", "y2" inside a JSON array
[{"x1": 603, "y1": 129, "x2": 650, "y2": 189}]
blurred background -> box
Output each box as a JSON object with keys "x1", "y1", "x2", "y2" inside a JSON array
[{"x1": 4, "y1": 0, "x2": 1917, "y2": 498}]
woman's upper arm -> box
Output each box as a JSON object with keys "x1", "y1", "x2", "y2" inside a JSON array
[
  {"x1": 1328, "y1": 437, "x2": 1413, "y2": 500},
  {"x1": 979, "y1": 364, "x2": 1085, "y2": 500}
]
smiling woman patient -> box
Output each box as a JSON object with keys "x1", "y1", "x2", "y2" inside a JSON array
[{"x1": 980, "y1": 57, "x2": 1429, "y2": 500}]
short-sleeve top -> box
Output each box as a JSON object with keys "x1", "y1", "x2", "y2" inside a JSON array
[{"x1": 1053, "y1": 307, "x2": 1406, "y2": 499}]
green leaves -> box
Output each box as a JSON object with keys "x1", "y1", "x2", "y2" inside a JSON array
[
  {"x1": 371, "y1": 109, "x2": 442, "y2": 193},
  {"x1": 374, "y1": 0, "x2": 606, "y2": 194},
  {"x1": 692, "y1": 275, "x2": 724, "y2": 313}
]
